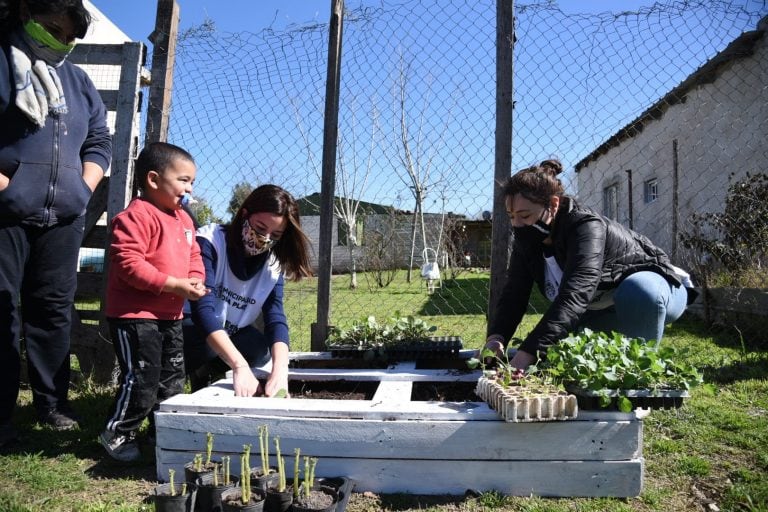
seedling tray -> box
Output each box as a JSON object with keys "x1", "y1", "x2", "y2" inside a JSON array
[
  {"x1": 328, "y1": 336, "x2": 463, "y2": 361},
  {"x1": 566, "y1": 386, "x2": 689, "y2": 411},
  {"x1": 475, "y1": 376, "x2": 578, "y2": 422}
]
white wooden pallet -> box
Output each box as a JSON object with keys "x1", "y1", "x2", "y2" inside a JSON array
[{"x1": 155, "y1": 357, "x2": 645, "y2": 497}]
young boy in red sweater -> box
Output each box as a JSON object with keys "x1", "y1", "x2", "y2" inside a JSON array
[{"x1": 100, "y1": 142, "x2": 207, "y2": 462}]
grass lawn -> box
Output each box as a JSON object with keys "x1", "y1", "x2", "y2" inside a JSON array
[{"x1": 4, "y1": 271, "x2": 768, "y2": 511}]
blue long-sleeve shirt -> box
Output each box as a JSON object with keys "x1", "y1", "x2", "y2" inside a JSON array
[{"x1": 189, "y1": 235, "x2": 290, "y2": 348}]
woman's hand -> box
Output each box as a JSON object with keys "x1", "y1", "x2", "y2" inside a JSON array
[
  {"x1": 264, "y1": 363, "x2": 289, "y2": 398},
  {"x1": 481, "y1": 336, "x2": 505, "y2": 365},
  {"x1": 232, "y1": 365, "x2": 260, "y2": 397},
  {"x1": 262, "y1": 342, "x2": 290, "y2": 397},
  {"x1": 0, "y1": 172, "x2": 9, "y2": 192},
  {"x1": 508, "y1": 349, "x2": 536, "y2": 371}
]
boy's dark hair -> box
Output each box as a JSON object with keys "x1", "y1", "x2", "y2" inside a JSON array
[
  {"x1": 134, "y1": 142, "x2": 195, "y2": 191},
  {"x1": 0, "y1": 0, "x2": 92, "y2": 39}
]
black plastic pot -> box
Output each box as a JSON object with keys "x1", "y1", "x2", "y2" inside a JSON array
[
  {"x1": 249, "y1": 467, "x2": 280, "y2": 492},
  {"x1": 196, "y1": 472, "x2": 239, "y2": 512},
  {"x1": 220, "y1": 487, "x2": 266, "y2": 512},
  {"x1": 154, "y1": 482, "x2": 197, "y2": 512},
  {"x1": 264, "y1": 486, "x2": 293, "y2": 512},
  {"x1": 184, "y1": 459, "x2": 221, "y2": 484}
]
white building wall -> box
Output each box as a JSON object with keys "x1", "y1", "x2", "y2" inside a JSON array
[{"x1": 576, "y1": 28, "x2": 768, "y2": 263}]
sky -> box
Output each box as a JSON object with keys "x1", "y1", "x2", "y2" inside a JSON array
[
  {"x1": 94, "y1": 0, "x2": 656, "y2": 44},
  {"x1": 85, "y1": 0, "x2": 767, "y2": 219}
]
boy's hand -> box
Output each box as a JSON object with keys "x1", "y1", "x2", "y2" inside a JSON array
[{"x1": 163, "y1": 276, "x2": 209, "y2": 300}]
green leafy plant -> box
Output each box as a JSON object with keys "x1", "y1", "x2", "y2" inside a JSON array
[
  {"x1": 325, "y1": 312, "x2": 437, "y2": 348},
  {"x1": 192, "y1": 453, "x2": 203, "y2": 472},
  {"x1": 533, "y1": 329, "x2": 703, "y2": 411}
]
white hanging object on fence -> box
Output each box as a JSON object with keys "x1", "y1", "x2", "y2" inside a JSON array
[{"x1": 420, "y1": 247, "x2": 441, "y2": 281}]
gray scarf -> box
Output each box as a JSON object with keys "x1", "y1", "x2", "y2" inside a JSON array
[{"x1": 8, "y1": 29, "x2": 70, "y2": 127}]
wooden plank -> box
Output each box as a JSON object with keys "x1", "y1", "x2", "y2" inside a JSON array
[
  {"x1": 373, "y1": 380, "x2": 414, "y2": 402},
  {"x1": 145, "y1": 0, "x2": 179, "y2": 144},
  {"x1": 81, "y1": 224, "x2": 107, "y2": 249},
  {"x1": 155, "y1": 412, "x2": 641, "y2": 462},
  {"x1": 158, "y1": 388, "x2": 493, "y2": 421},
  {"x1": 70, "y1": 44, "x2": 128, "y2": 66},
  {"x1": 155, "y1": 449, "x2": 643, "y2": 497}
]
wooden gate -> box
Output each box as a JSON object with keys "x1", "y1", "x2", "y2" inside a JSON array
[{"x1": 69, "y1": 42, "x2": 146, "y2": 382}]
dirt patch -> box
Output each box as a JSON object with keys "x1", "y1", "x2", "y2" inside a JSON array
[
  {"x1": 288, "y1": 380, "x2": 379, "y2": 400},
  {"x1": 287, "y1": 380, "x2": 479, "y2": 402}
]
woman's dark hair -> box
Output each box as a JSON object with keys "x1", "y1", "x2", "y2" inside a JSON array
[
  {"x1": 502, "y1": 158, "x2": 565, "y2": 206},
  {"x1": 226, "y1": 184, "x2": 313, "y2": 281},
  {"x1": 134, "y1": 142, "x2": 195, "y2": 192},
  {"x1": 0, "y1": 0, "x2": 92, "y2": 39}
]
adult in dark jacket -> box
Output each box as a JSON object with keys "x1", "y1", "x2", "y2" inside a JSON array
[
  {"x1": 0, "y1": 0, "x2": 112, "y2": 445},
  {"x1": 484, "y1": 159, "x2": 689, "y2": 370}
]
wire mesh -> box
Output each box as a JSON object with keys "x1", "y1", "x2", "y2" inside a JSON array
[{"x1": 153, "y1": 0, "x2": 767, "y2": 350}]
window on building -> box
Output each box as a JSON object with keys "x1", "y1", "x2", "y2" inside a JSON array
[
  {"x1": 337, "y1": 217, "x2": 364, "y2": 246},
  {"x1": 644, "y1": 178, "x2": 659, "y2": 204},
  {"x1": 603, "y1": 183, "x2": 619, "y2": 221}
]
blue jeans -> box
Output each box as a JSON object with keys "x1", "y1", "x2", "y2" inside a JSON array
[{"x1": 576, "y1": 271, "x2": 687, "y2": 345}]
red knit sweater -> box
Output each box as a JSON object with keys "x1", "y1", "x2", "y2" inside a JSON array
[{"x1": 105, "y1": 198, "x2": 204, "y2": 320}]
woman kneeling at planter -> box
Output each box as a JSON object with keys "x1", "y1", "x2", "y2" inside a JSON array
[
  {"x1": 484, "y1": 159, "x2": 694, "y2": 370},
  {"x1": 183, "y1": 185, "x2": 312, "y2": 396}
]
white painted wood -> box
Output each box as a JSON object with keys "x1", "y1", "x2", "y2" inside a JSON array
[
  {"x1": 373, "y1": 380, "x2": 414, "y2": 402},
  {"x1": 156, "y1": 356, "x2": 646, "y2": 496},
  {"x1": 155, "y1": 412, "x2": 641, "y2": 461},
  {"x1": 155, "y1": 449, "x2": 643, "y2": 497}
]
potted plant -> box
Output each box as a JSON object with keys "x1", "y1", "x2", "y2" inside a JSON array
[
  {"x1": 250, "y1": 425, "x2": 279, "y2": 492},
  {"x1": 221, "y1": 444, "x2": 266, "y2": 511},
  {"x1": 196, "y1": 456, "x2": 239, "y2": 512},
  {"x1": 184, "y1": 431, "x2": 221, "y2": 483},
  {"x1": 154, "y1": 469, "x2": 197, "y2": 512},
  {"x1": 325, "y1": 312, "x2": 462, "y2": 361},
  {"x1": 264, "y1": 436, "x2": 293, "y2": 512},
  {"x1": 290, "y1": 453, "x2": 338, "y2": 512},
  {"x1": 534, "y1": 329, "x2": 704, "y2": 412}
]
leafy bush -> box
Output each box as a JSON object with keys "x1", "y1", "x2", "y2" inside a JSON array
[
  {"x1": 681, "y1": 172, "x2": 768, "y2": 287},
  {"x1": 325, "y1": 312, "x2": 437, "y2": 348},
  {"x1": 533, "y1": 329, "x2": 703, "y2": 393}
]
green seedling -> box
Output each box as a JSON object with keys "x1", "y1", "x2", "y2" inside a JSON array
[
  {"x1": 240, "y1": 444, "x2": 252, "y2": 504},
  {"x1": 275, "y1": 436, "x2": 286, "y2": 492},
  {"x1": 205, "y1": 432, "x2": 214, "y2": 466}
]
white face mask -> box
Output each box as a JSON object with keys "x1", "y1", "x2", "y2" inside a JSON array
[{"x1": 241, "y1": 218, "x2": 276, "y2": 256}]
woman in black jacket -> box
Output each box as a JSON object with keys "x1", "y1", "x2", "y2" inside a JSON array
[{"x1": 485, "y1": 159, "x2": 689, "y2": 370}]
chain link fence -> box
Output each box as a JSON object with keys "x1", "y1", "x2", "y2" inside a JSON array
[{"x1": 160, "y1": 0, "x2": 767, "y2": 350}]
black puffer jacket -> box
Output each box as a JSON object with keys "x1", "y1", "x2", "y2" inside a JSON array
[{"x1": 488, "y1": 197, "x2": 682, "y2": 356}]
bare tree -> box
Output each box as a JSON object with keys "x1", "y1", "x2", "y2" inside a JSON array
[
  {"x1": 387, "y1": 51, "x2": 453, "y2": 283},
  {"x1": 292, "y1": 95, "x2": 379, "y2": 289}
]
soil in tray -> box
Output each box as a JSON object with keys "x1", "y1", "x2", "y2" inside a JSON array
[
  {"x1": 286, "y1": 380, "x2": 479, "y2": 401},
  {"x1": 288, "y1": 380, "x2": 379, "y2": 400},
  {"x1": 411, "y1": 381, "x2": 479, "y2": 402}
]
